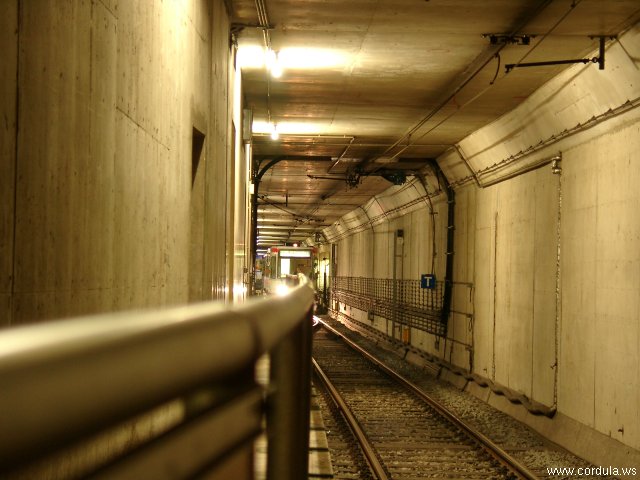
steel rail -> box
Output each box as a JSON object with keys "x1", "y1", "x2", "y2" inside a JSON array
[
  {"x1": 318, "y1": 319, "x2": 540, "y2": 480},
  {"x1": 312, "y1": 358, "x2": 389, "y2": 480}
]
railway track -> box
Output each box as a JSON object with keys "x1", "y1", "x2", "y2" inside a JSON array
[{"x1": 312, "y1": 320, "x2": 539, "y2": 480}]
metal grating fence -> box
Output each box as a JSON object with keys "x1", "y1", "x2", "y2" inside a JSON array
[{"x1": 331, "y1": 276, "x2": 447, "y2": 337}]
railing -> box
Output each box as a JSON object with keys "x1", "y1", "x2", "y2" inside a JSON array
[
  {"x1": 0, "y1": 279, "x2": 315, "y2": 480},
  {"x1": 332, "y1": 276, "x2": 447, "y2": 337}
]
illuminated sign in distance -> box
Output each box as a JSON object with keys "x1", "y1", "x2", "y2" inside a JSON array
[{"x1": 280, "y1": 250, "x2": 311, "y2": 258}]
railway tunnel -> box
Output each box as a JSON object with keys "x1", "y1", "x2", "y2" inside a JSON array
[{"x1": 1, "y1": 0, "x2": 640, "y2": 478}]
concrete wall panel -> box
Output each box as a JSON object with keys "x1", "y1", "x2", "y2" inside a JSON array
[
  {"x1": 203, "y1": 0, "x2": 230, "y2": 300},
  {"x1": 559, "y1": 204, "x2": 597, "y2": 424},
  {"x1": 451, "y1": 187, "x2": 475, "y2": 371},
  {"x1": 404, "y1": 208, "x2": 433, "y2": 280},
  {"x1": 0, "y1": 1, "x2": 18, "y2": 326},
  {"x1": 560, "y1": 121, "x2": 640, "y2": 449},
  {"x1": 493, "y1": 193, "x2": 514, "y2": 388},
  {"x1": 8, "y1": 0, "x2": 230, "y2": 324},
  {"x1": 531, "y1": 169, "x2": 558, "y2": 406},
  {"x1": 14, "y1": 0, "x2": 93, "y2": 310},
  {"x1": 87, "y1": 0, "x2": 117, "y2": 312},
  {"x1": 363, "y1": 229, "x2": 373, "y2": 278},
  {"x1": 485, "y1": 171, "x2": 558, "y2": 400},
  {"x1": 452, "y1": 187, "x2": 475, "y2": 286},
  {"x1": 508, "y1": 183, "x2": 535, "y2": 397},
  {"x1": 471, "y1": 218, "x2": 494, "y2": 378}
]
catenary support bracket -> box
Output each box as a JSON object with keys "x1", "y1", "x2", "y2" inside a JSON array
[{"x1": 505, "y1": 35, "x2": 613, "y2": 73}]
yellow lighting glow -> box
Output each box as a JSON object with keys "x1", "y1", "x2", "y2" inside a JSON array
[
  {"x1": 278, "y1": 48, "x2": 346, "y2": 69},
  {"x1": 270, "y1": 124, "x2": 280, "y2": 140},
  {"x1": 238, "y1": 46, "x2": 284, "y2": 78},
  {"x1": 252, "y1": 120, "x2": 325, "y2": 136},
  {"x1": 265, "y1": 48, "x2": 278, "y2": 70},
  {"x1": 237, "y1": 45, "x2": 346, "y2": 71},
  {"x1": 237, "y1": 45, "x2": 266, "y2": 68},
  {"x1": 271, "y1": 63, "x2": 283, "y2": 78}
]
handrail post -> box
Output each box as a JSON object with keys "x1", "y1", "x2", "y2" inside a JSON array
[{"x1": 266, "y1": 307, "x2": 313, "y2": 480}]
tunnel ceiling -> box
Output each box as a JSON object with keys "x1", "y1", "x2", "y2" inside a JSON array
[{"x1": 229, "y1": 0, "x2": 640, "y2": 249}]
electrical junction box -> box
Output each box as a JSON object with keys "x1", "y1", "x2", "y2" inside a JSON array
[{"x1": 420, "y1": 274, "x2": 436, "y2": 289}]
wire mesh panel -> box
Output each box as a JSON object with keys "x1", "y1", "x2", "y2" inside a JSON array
[{"x1": 331, "y1": 277, "x2": 447, "y2": 337}]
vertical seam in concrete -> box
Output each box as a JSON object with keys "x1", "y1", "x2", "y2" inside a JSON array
[
  {"x1": 10, "y1": 0, "x2": 22, "y2": 326},
  {"x1": 531, "y1": 183, "x2": 536, "y2": 400},
  {"x1": 492, "y1": 210, "x2": 498, "y2": 381},
  {"x1": 89, "y1": 0, "x2": 93, "y2": 118},
  {"x1": 206, "y1": 34, "x2": 215, "y2": 299},
  {"x1": 201, "y1": 137, "x2": 208, "y2": 299},
  {"x1": 593, "y1": 157, "x2": 597, "y2": 427},
  {"x1": 370, "y1": 214, "x2": 375, "y2": 279},
  {"x1": 469, "y1": 191, "x2": 475, "y2": 374},
  {"x1": 554, "y1": 171, "x2": 562, "y2": 409}
]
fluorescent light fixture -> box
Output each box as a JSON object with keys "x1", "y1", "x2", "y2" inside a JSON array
[
  {"x1": 265, "y1": 48, "x2": 277, "y2": 70},
  {"x1": 269, "y1": 50, "x2": 283, "y2": 78},
  {"x1": 238, "y1": 46, "x2": 284, "y2": 78},
  {"x1": 237, "y1": 45, "x2": 266, "y2": 68},
  {"x1": 252, "y1": 120, "x2": 324, "y2": 136},
  {"x1": 237, "y1": 45, "x2": 347, "y2": 71},
  {"x1": 271, "y1": 63, "x2": 283, "y2": 78},
  {"x1": 278, "y1": 48, "x2": 346, "y2": 69}
]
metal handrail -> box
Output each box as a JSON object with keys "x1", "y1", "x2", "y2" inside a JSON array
[{"x1": 0, "y1": 278, "x2": 315, "y2": 478}]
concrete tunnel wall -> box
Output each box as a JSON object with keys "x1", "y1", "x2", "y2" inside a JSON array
[
  {"x1": 1, "y1": 0, "x2": 235, "y2": 327},
  {"x1": 328, "y1": 25, "x2": 640, "y2": 456},
  {"x1": 1, "y1": 0, "x2": 240, "y2": 477}
]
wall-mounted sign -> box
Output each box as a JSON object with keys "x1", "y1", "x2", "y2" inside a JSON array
[{"x1": 420, "y1": 274, "x2": 436, "y2": 289}]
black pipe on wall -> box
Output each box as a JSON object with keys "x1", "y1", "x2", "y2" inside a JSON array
[
  {"x1": 250, "y1": 157, "x2": 285, "y2": 295},
  {"x1": 428, "y1": 160, "x2": 454, "y2": 329}
]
